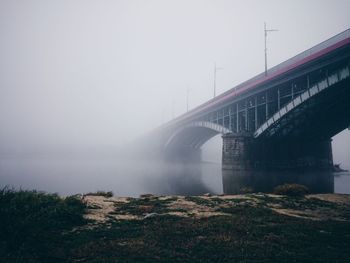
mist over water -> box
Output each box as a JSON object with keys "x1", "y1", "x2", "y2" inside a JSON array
[
  {"x1": 0, "y1": 132, "x2": 349, "y2": 196},
  {"x1": 0, "y1": 153, "x2": 221, "y2": 197}
]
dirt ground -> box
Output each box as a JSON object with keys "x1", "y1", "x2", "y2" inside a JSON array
[{"x1": 82, "y1": 193, "x2": 350, "y2": 225}]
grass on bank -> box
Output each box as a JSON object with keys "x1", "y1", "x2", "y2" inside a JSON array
[
  {"x1": 0, "y1": 188, "x2": 86, "y2": 262},
  {"x1": 1, "y1": 188, "x2": 350, "y2": 263},
  {"x1": 273, "y1": 183, "x2": 309, "y2": 196}
]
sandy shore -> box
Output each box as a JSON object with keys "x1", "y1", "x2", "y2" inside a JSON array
[{"x1": 81, "y1": 193, "x2": 350, "y2": 226}]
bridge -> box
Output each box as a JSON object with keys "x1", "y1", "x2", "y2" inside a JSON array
[{"x1": 150, "y1": 29, "x2": 350, "y2": 194}]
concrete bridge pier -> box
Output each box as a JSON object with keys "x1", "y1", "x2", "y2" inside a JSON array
[
  {"x1": 222, "y1": 133, "x2": 254, "y2": 194},
  {"x1": 222, "y1": 133, "x2": 334, "y2": 194}
]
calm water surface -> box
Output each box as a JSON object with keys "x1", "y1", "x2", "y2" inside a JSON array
[
  {"x1": 333, "y1": 172, "x2": 350, "y2": 194},
  {"x1": 0, "y1": 155, "x2": 349, "y2": 196}
]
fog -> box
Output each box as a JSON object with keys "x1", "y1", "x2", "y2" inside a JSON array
[{"x1": 0, "y1": 0, "x2": 349, "y2": 195}]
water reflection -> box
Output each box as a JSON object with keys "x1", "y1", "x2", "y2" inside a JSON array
[
  {"x1": 0, "y1": 155, "x2": 216, "y2": 196},
  {"x1": 222, "y1": 169, "x2": 334, "y2": 194},
  {"x1": 144, "y1": 161, "x2": 212, "y2": 195},
  {"x1": 0, "y1": 154, "x2": 348, "y2": 196}
]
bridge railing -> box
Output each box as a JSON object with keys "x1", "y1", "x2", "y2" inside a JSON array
[{"x1": 254, "y1": 64, "x2": 350, "y2": 138}]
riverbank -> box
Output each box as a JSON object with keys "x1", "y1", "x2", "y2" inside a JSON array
[{"x1": 1, "y1": 189, "x2": 350, "y2": 262}]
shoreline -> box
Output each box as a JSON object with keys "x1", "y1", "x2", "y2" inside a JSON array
[{"x1": 2, "y1": 189, "x2": 350, "y2": 262}]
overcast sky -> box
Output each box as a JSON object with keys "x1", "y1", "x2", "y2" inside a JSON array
[{"x1": 0, "y1": 0, "x2": 349, "y2": 163}]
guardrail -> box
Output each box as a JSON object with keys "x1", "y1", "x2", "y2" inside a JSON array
[{"x1": 254, "y1": 64, "x2": 350, "y2": 138}]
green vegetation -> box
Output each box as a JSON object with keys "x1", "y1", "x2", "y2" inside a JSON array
[
  {"x1": 184, "y1": 196, "x2": 227, "y2": 208},
  {"x1": 1, "y1": 188, "x2": 350, "y2": 262},
  {"x1": 85, "y1": 190, "x2": 114, "y2": 197},
  {"x1": 0, "y1": 187, "x2": 86, "y2": 262},
  {"x1": 113, "y1": 196, "x2": 175, "y2": 215},
  {"x1": 185, "y1": 196, "x2": 214, "y2": 206},
  {"x1": 273, "y1": 183, "x2": 309, "y2": 196}
]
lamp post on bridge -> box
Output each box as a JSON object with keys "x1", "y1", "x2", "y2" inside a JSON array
[
  {"x1": 214, "y1": 62, "x2": 223, "y2": 98},
  {"x1": 264, "y1": 22, "x2": 278, "y2": 76}
]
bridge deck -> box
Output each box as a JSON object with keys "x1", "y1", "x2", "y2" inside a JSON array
[{"x1": 163, "y1": 28, "x2": 350, "y2": 128}]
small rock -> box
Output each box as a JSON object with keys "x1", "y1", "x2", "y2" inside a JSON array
[
  {"x1": 203, "y1": 193, "x2": 212, "y2": 197},
  {"x1": 143, "y1": 213, "x2": 159, "y2": 219}
]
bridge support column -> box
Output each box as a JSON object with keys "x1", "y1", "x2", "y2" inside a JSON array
[
  {"x1": 222, "y1": 133, "x2": 253, "y2": 194},
  {"x1": 222, "y1": 134, "x2": 334, "y2": 194}
]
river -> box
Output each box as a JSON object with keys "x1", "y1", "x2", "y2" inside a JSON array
[{"x1": 0, "y1": 155, "x2": 349, "y2": 196}]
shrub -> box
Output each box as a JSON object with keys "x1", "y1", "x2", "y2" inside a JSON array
[
  {"x1": 273, "y1": 183, "x2": 309, "y2": 197},
  {"x1": 85, "y1": 190, "x2": 113, "y2": 198},
  {"x1": 0, "y1": 187, "x2": 86, "y2": 262}
]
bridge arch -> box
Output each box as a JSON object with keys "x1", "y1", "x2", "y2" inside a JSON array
[{"x1": 165, "y1": 121, "x2": 231, "y2": 149}]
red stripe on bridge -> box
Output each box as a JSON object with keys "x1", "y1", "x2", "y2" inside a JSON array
[{"x1": 164, "y1": 36, "x2": 350, "y2": 128}]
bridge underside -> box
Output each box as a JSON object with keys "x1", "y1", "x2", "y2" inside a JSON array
[{"x1": 166, "y1": 126, "x2": 219, "y2": 150}]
